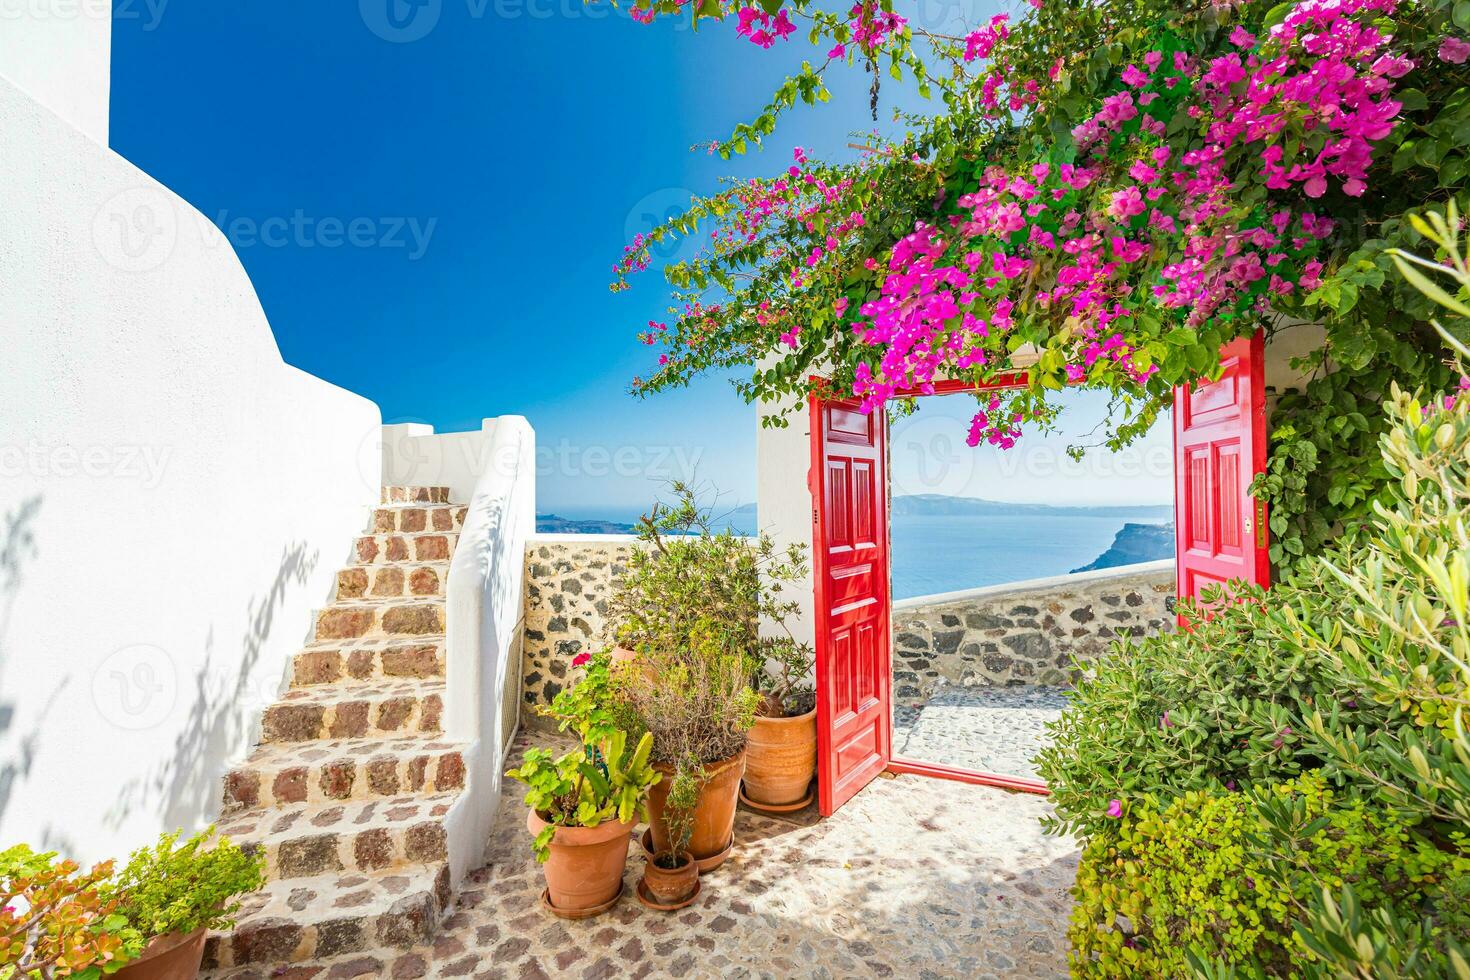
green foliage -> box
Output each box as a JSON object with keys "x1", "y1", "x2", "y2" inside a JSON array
[
  {"x1": 0, "y1": 847, "x2": 141, "y2": 980},
  {"x1": 1071, "y1": 774, "x2": 1470, "y2": 978},
  {"x1": 506, "y1": 730, "x2": 660, "y2": 863},
  {"x1": 610, "y1": 482, "x2": 808, "y2": 670},
  {"x1": 655, "y1": 765, "x2": 702, "y2": 867},
  {"x1": 101, "y1": 828, "x2": 265, "y2": 939},
  {"x1": 537, "y1": 649, "x2": 641, "y2": 745},
  {"x1": 1047, "y1": 371, "x2": 1470, "y2": 972},
  {"x1": 1035, "y1": 571, "x2": 1357, "y2": 840}
]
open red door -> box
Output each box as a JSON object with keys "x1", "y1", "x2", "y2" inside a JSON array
[
  {"x1": 810, "y1": 394, "x2": 892, "y2": 816},
  {"x1": 1174, "y1": 330, "x2": 1271, "y2": 613}
]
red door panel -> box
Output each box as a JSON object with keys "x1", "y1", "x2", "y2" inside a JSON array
[
  {"x1": 1173, "y1": 331, "x2": 1270, "y2": 615},
  {"x1": 810, "y1": 394, "x2": 892, "y2": 816}
]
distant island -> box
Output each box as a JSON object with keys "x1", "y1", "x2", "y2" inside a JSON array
[
  {"x1": 536, "y1": 502, "x2": 757, "y2": 536},
  {"x1": 535, "y1": 514, "x2": 636, "y2": 534},
  {"x1": 1072, "y1": 522, "x2": 1176, "y2": 572}
]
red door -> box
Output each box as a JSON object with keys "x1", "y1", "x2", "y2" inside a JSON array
[
  {"x1": 1174, "y1": 331, "x2": 1271, "y2": 612},
  {"x1": 809, "y1": 394, "x2": 892, "y2": 816}
]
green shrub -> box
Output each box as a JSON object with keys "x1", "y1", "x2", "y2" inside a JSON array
[
  {"x1": 101, "y1": 828, "x2": 264, "y2": 939},
  {"x1": 1035, "y1": 562, "x2": 1367, "y2": 840},
  {"x1": 1047, "y1": 375, "x2": 1470, "y2": 973},
  {"x1": 1071, "y1": 774, "x2": 1470, "y2": 979}
]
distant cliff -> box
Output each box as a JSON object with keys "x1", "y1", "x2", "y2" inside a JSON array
[{"x1": 1072, "y1": 522, "x2": 1175, "y2": 573}]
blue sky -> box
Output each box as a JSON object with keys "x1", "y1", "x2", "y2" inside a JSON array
[{"x1": 112, "y1": 0, "x2": 1128, "y2": 514}]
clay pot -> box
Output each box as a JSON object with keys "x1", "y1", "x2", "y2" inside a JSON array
[
  {"x1": 646, "y1": 750, "x2": 745, "y2": 872},
  {"x1": 527, "y1": 809, "x2": 634, "y2": 915},
  {"x1": 743, "y1": 708, "x2": 817, "y2": 808},
  {"x1": 111, "y1": 928, "x2": 206, "y2": 980},
  {"x1": 639, "y1": 845, "x2": 699, "y2": 908},
  {"x1": 610, "y1": 646, "x2": 640, "y2": 665}
]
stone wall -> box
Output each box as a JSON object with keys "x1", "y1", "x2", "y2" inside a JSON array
[
  {"x1": 891, "y1": 561, "x2": 1174, "y2": 712},
  {"x1": 521, "y1": 535, "x2": 637, "y2": 725}
]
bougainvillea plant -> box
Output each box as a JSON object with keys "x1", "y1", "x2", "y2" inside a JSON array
[
  {"x1": 609, "y1": 0, "x2": 1470, "y2": 570},
  {"x1": 0, "y1": 846, "x2": 141, "y2": 979}
]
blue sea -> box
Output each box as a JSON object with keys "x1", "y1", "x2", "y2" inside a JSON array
[{"x1": 540, "y1": 506, "x2": 1173, "y2": 601}]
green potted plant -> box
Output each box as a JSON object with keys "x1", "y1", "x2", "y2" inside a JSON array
[
  {"x1": 1, "y1": 845, "x2": 142, "y2": 979},
  {"x1": 744, "y1": 635, "x2": 819, "y2": 813},
  {"x1": 636, "y1": 764, "x2": 700, "y2": 910},
  {"x1": 102, "y1": 828, "x2": 264, "y2": 980},
  {"x1": 507, "y1": 728, "x2": 658, "y2": 918}
]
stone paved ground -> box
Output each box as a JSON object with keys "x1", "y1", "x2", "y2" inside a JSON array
[
  {"x1": 207, "y1": 729, "x2": 1078, "y2": 979},
  {"x1": 892, "y1": 685, "x2": 1070, "y2": 780}
]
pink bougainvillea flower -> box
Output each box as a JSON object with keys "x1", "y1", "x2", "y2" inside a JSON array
[
  {"x1": 571, "y1": 652, "x2": 591, "y2": 667},
  {"x1": 1106, "y1": 799, "x2": 1123, "y2": 818},
  {"x1": 1441, "y1": 37, "x2": 1470, "y2": 64},
  {"x1": 1229, "y1": 26, "x2": 1256, "y2": 48}
]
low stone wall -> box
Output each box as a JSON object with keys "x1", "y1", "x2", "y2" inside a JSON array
[
  {"x1": 521, "y1": 535, "x2": 636, "y2": 724},
  {"x1": 891, "y1": 560, "x2": 1174, "y2": 711},
  {"x1": 522, "y1": 539, "x2": 1174, "y2": 728}
]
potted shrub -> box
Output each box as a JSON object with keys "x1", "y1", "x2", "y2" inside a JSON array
[
  {"x1": 103, "y1": 828, "x2": 264, "y2": 980},
  {"x1": 1, "y1": 844, "x2": 143, "y2": 978},
  {"x1": 610, "y1": 484, "x2": 799, "y2": 870},
  {"x1": 744, "y1": 636, "x2": 819, "y2": 812},
  {"x1": 636, "y1": 768, "x2": 700, "y2": 910},
  {"x1": 507, "y1": 728, "x2": 658, "y2": 918}
]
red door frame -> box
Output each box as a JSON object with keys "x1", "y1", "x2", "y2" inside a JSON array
[
  {"x1": 811, "y1": 374, "x2": 1053, "y2": 803},
  {"x1": 809, "y1": 391, "x2": 895, "y2": 815},
  {"x1": 810, "y1": 354, "x2": 1272, "y2": 806}
]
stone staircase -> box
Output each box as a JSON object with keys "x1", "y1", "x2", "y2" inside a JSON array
[{"x1": 203, "y1": 487, "x2": 470, "y2": 971}]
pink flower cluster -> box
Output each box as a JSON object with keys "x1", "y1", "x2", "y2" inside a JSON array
[
  {"x1": 841, "y1": 0, "x2": 1413, "y2": 448},
  {"x1": 734, "y1": 5, "x2": 796, "y2": 48}
]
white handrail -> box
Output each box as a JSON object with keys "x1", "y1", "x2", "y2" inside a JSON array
[{"x1": 442, "y1": 416, "x2": 535, "y2": 885}]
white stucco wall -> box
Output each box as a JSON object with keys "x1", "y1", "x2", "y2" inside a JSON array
[
  {"x1": 0, "y1": 0, "x2": 111, "y2": 144},
  {"x1": 755, "y1": 408, "x2": 817, "y2": 649},
  {"x1": 0, "y1": 74, "x2": 382, "y2": 862},
  {"x1": 382, "y1": 420, "x2": 506, "y2": 505}
]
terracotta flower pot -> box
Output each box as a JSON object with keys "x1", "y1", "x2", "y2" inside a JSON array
[
  {"x1": 111, "y1": 927, "x2": 206, "y2": 980},
  {"x1": 527, "y1": 809, "x2": 634, "y2": 915},
  {"x1": 640, "y1": 848, "x2": 699, "y2": 908},
  {"x1": 647, "y1": 750, "x2": 745, "y2": 872},
  {"x1": 744, "y1": 708, "x2": 817, "y2": 808},
  {"x1": 610, "y1": 646, "x2": 640, "y2": 665}
]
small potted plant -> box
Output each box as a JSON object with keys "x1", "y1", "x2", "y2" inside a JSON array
[
  {"x1": 507, "y1": 728, "x2": 659, "y2": 918},
  {"x1": 744, "y1": 635, "x2": 819, "y2": 812},
  {"x1": 636, "y1": 765, "x2": 700, "y2": 910},
  {"x1": 103, "y1": 828, "x2": 265, "y2": 980},
  {"x1": 1, "y1": 844, "x2": 143, "y2": 978}
]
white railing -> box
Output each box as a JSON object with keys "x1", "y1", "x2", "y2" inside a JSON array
[{"x1": 441, "y1": 416, "x2": 535, "y2": 886}]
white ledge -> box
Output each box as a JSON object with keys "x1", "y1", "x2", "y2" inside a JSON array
[{"x1": 892, "y1": 559, "x2": 1175, "y2": 612}]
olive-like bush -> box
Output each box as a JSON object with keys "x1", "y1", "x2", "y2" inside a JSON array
[
  {"x1": 1071, "y1": 773, "x2": 1470, "y2": 977},
  {"x1": 1046, "y1": 378, "x2": 1470, "y2": 975}
]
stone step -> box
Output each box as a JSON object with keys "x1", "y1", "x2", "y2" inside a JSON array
[
  {"x1": 220, "y1": 794, "x2": 458, "y2": 881},
  {"x1": 223, "y1": 735, "x2": 466, "y2": 812},
  {"x1": 335, "y1": 563, "x2": 448, "y2": 601},
  {"x1": 291, "y1": 637, "x2": 445, "y2": 688},
  {"x1": 380, "y1": 486, "x2": 451, "y2": 504},
  {"x1": 261, "y1": 680, "x2": 444, "y2": 744},
  {"x1": 314, "y1": 599, "x2": 445, "y2": 642},
  {"x1": 370, "y1": 504, "x2": 467, "y2": 534},
  {"x1": 352, "y1": 532, "x2": 458, "y2": 566},
  {"x1": 202, "y1": 862, "x2": 452, "y2": 969}
]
